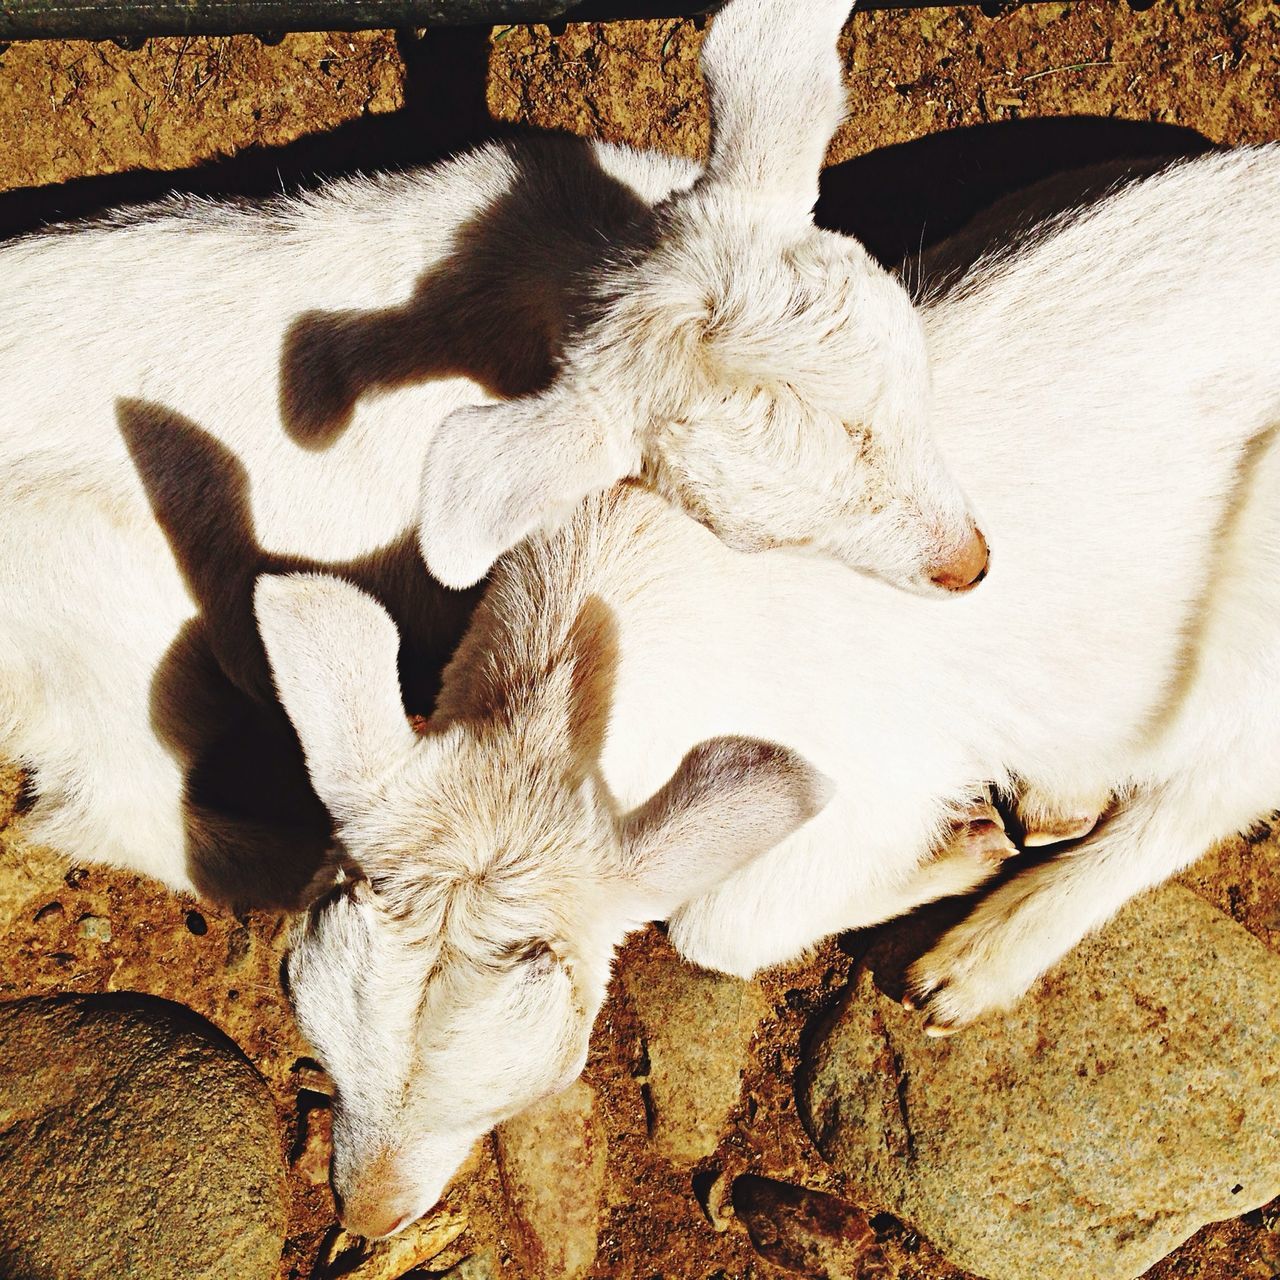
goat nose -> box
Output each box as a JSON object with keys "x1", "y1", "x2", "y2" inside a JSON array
[
  {"x1": 928, "y1": 525, "x2": 989, "y2": 593},
  {"x1": 332, "y1": 1184, "x2": 414, "y2": 1240},
  {"x1": 369, "y1": 1211, "x2": 413, "y2": 1240},
  {"x1": 336, "y1": 1198, "x2": 413, "y2": 1240}
]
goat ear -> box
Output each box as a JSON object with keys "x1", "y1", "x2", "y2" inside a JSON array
[
  {"x1": 698, "y1": 0, "x2": 851, "y2": 218},
  {"x1": 254, "y1": 574, "x2": 418, "y2": 821},
  {"x1": 418, "y1": 394, "x2": 638, "y2": 590},
  {"x1": 619, "y1": 736, "x2": 832, "y2": 921}
]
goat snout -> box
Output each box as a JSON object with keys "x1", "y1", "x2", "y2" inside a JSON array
[
  {"x1": 334, "y1": 1191, "x2": 413, "y2": 1240},
  {"x1": 332, "y1": 1164, "x2": 418, "y2": 1240},
  {"x1": 927, "y1": 524, "x2": 989, "y2": 593}
]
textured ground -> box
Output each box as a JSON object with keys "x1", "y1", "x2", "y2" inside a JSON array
[{"x1": 2, "y1": 4, "x2": 1279, "y2": 1278}]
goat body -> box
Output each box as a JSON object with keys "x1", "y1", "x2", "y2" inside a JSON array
[
  {"x1": 606, "y1": 147, "x2": 1280, "y2": 1019},
  {"x1": 257, "y1": 145, "x2": 1280, "y2": 1232}
]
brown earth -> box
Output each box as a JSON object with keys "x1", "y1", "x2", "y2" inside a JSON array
[{"x1": 2, "y1": 4, "x2": 1279, "y2": 1279}]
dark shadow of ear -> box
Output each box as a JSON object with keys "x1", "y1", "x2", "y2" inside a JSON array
[
  {"x1": 816, "y1": 114, "x2": 1215, "y2": 273},
  {"x1": 0, "y1": 27, "x2": 496, "y2": 241},
  {"x1": 278, "y1": 134, "x2": 652, "y2": 450},
  {"x1": 116, "y1": 397, "x2": 482, "y2": 911},
  {"x1": 565, "y1": 593, "x2": 620, "y2": 773},
  {"x1": 152, "y1": 619, "x2": 335, "y2": 911}
]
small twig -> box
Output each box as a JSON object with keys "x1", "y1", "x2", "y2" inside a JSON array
[
  {"x1": 1019, "y1": 59, "x2": 1117, "y2": 84},
  {"x1": 191, "y1": 46, "x2": 223, "y2": 97},
  {"x1": 660, "y1": 19, "x2": 684, "y2": 60},
  {"x1": 167, "y1": 35, "x2": 191, "y2": 97}
]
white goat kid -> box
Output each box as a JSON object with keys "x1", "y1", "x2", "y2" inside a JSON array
[
  {"x1": 417, "y1": 0, "x2": 988, "y2": 594},
  {"x1": 258, "y1": 144, "x2": 1280, "y2": 1238},
  {"x1": 0, "y1": 0, "x2": 979, "y2": 897}
]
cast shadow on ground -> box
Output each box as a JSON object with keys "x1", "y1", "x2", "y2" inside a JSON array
[
  {"x1": 0, "y1": 25, "x2": 497, "y2": 240},
  {"x1": 816, "y1": 113, "x2": 1213, "y2": 271}
]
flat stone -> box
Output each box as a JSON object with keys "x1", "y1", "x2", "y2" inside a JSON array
[
  {"x1": 732, "y1": 1175, "x2": 888, "y2": 1278},
  {"x1": 292, "y1": 1097, "x2": 333, "y2": 1186},
  {"x1": 435, "y1": 1250, "x2": 502, "y2": 1279},
  {"x1": 0, "y1": 993, "x2": 286, "y2": 1280},
  {"x1": 496, "y1": 1079, "x2": 607, "y2": 1280},
  {"x1": 622, "y1": 941, "x2": 768, "y2": 1162},
  {"x1": 318, "y1": 1210, "x2": 467, "y2": 1280},
  {"x1": 799, "y1": 886, "x2": 1280, "y2": 1280}
]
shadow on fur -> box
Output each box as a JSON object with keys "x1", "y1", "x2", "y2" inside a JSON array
[
  {"x1": 117, "y1": 400, "x2": 483, "y2": 909},
  {"x1": 815, "y1": 114, "x2": 1214, "y2": 277},
  {"x1": 278, "y1": 136, "x2": 651, "y2": 448}
]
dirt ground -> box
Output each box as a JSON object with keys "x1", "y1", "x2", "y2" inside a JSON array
[{"x1": 2, "y1": 3, "x2": 1280, "y2": 1278}]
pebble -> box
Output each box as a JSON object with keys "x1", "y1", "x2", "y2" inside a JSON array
[
  {"x1": 291, "y1": 1055, "x2": 336, "y2": 1096},
  {"x1": 692, "y1": 1167, "x2": 734, "y2": 1233},
  {"x1": 33, "y1": 900, "x2": 64, "y2": 926},
  {"x1": 496, "y1": 1079, "x2": 607, "y2": 1280},
  {"x1": 76, "y1": 912, "x2": 111, "y2": 942}
]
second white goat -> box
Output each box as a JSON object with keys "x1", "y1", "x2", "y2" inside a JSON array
[{"x1": 258, "y1": 144, "x2": 1280, "y2": 1238}]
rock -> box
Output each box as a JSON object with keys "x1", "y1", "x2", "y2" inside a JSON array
[
  {"x1": 622, "y1": 941, "x2": 767, "y2": 1162},
  {"x1": 692, "y1": 1167, "x2": 734, "y2": 1232},
  {"x1": 76, "y1": 912, "x2": 112, "y2": 942},
  {"x1": 496, "y1": 1079, "x2": 607, "y2": 1280},
  {"x1": 434, "y1": 1250, "x2": 502, "y2": 1279},
  {"x1": 34, "y1": 900, "x2": 64, "y2": 926},
  {"x1": 799, "y1": 886, "x2": 1280, "y2": 1280},
  {"x1": 317, "y1": 1210, "x2": 467, "y2": 1280},
  {"x1": 0, "y1": 992, "x2": 286, "y2": 1280},
  {"x1": 731, "y1": 1175, "x2": 888, "y2": 1279},
  {"x1": 292, "y1": 1097, "x2": 333, "y2": 1185}
]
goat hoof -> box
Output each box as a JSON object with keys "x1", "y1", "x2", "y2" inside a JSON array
[{"x1": 1022, "y1": 811, "x2": 1100, "y2": 847}]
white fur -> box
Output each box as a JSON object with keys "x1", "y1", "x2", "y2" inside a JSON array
[
  {"x1": 262, "y1": 144, "x2": 1280, "y2": 1231},
  {"x1": 416, "y1": 0, "x2": 986, "y2": 595},
  {"x1": 0, "y1": 0, "x2": 975, "y2": 897},
  {"x1": 258, "y1": 568, "x2": 832, "y2": 1235}
]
